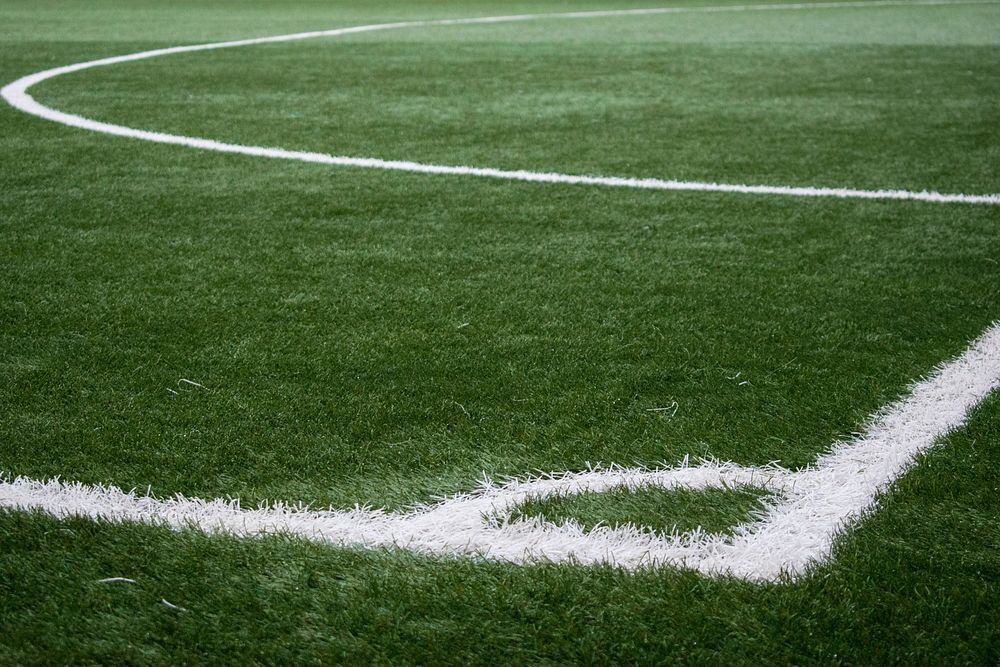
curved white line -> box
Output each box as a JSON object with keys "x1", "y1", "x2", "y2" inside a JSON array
[
  {"x1": 4, "y1": 321, "x2": 1000, "y2": 581},
  {"x1": 3, "y1": 0, "x2": 999, "y2": 205}
]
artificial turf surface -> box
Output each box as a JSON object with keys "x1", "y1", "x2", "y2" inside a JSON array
[
  {"x1": 507, "y1": 485, "x2": 771, "y2": 535},
  {"x1": 2, "y1": 0, "x2": 998, "y2": 662},
  {"x1": 2, "y1": 400, "x2": 998, "y2": 664}
]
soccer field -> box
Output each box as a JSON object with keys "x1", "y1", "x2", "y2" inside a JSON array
[{"x1": 2, "y1": 0, "x2": 999, "y2": 662}]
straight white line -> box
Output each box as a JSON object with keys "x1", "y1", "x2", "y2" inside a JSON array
[
  {"x1": 3, "y1": 0, "x2": 999, "y2": 205},
  {"x1": 3, "y1": 322, "x2": 999, "y2": 581}
]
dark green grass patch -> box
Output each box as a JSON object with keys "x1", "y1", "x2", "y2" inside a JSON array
[
  {"x1": 3, "y1": 138, "x2": 997, "y2": 508},
  {"x1": 508, "y1": 484, "x2": 770, "y2": 535}
]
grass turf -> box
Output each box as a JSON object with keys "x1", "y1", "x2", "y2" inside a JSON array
[
  {"x1": 507, "y1": 484, "x2": 771, "y2": 535},
  {"x1": 2, "y1": 397, "x2": 998, "y2": 664},
  {"x1": 1, "y1": 0, "x2": 999, "y2": 662}
]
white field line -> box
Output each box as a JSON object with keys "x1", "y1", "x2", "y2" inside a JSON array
[
  {"x1": 3, "y1": 2, "x2": 1000, "y2": 581},
  {"x1": 2, "y1": 0, "x2": 999, "y2": 205},
  {"x1": 3, "y1": 322, "x2": 999, "y2": 581}
]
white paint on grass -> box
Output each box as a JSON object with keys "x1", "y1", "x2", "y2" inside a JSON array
[
  {"x1": 3, "y1": 0, "x2": 999, "y2": 205},
  {"x1": 3, "y1": 322, "x2": 999, "y2": 581}
]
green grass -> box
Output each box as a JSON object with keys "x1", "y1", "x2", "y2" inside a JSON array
[
  {"x1": 2, "y1": 398, "x2": 998, "y2": 664},
  {"x1": 37, "y1": 7, "x2": 1000, "y2": 193},
  {"x1": 508, "y1": 485, "x2": 771, "y2": 535},
  {"x1": 2, "y1": 0, "x2": 999, "y2": 662}
]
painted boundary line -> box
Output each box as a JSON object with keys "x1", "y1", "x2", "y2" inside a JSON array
[
  {"x1": 2, "y1": 0, "x2": 1000, "y2": 205},
  {"x1": 2, "y1": 1, "x2": 1000, "y2": 582},
  {"x1": 3, "y1": 321, "x2": 1000, "y2": 581}
]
